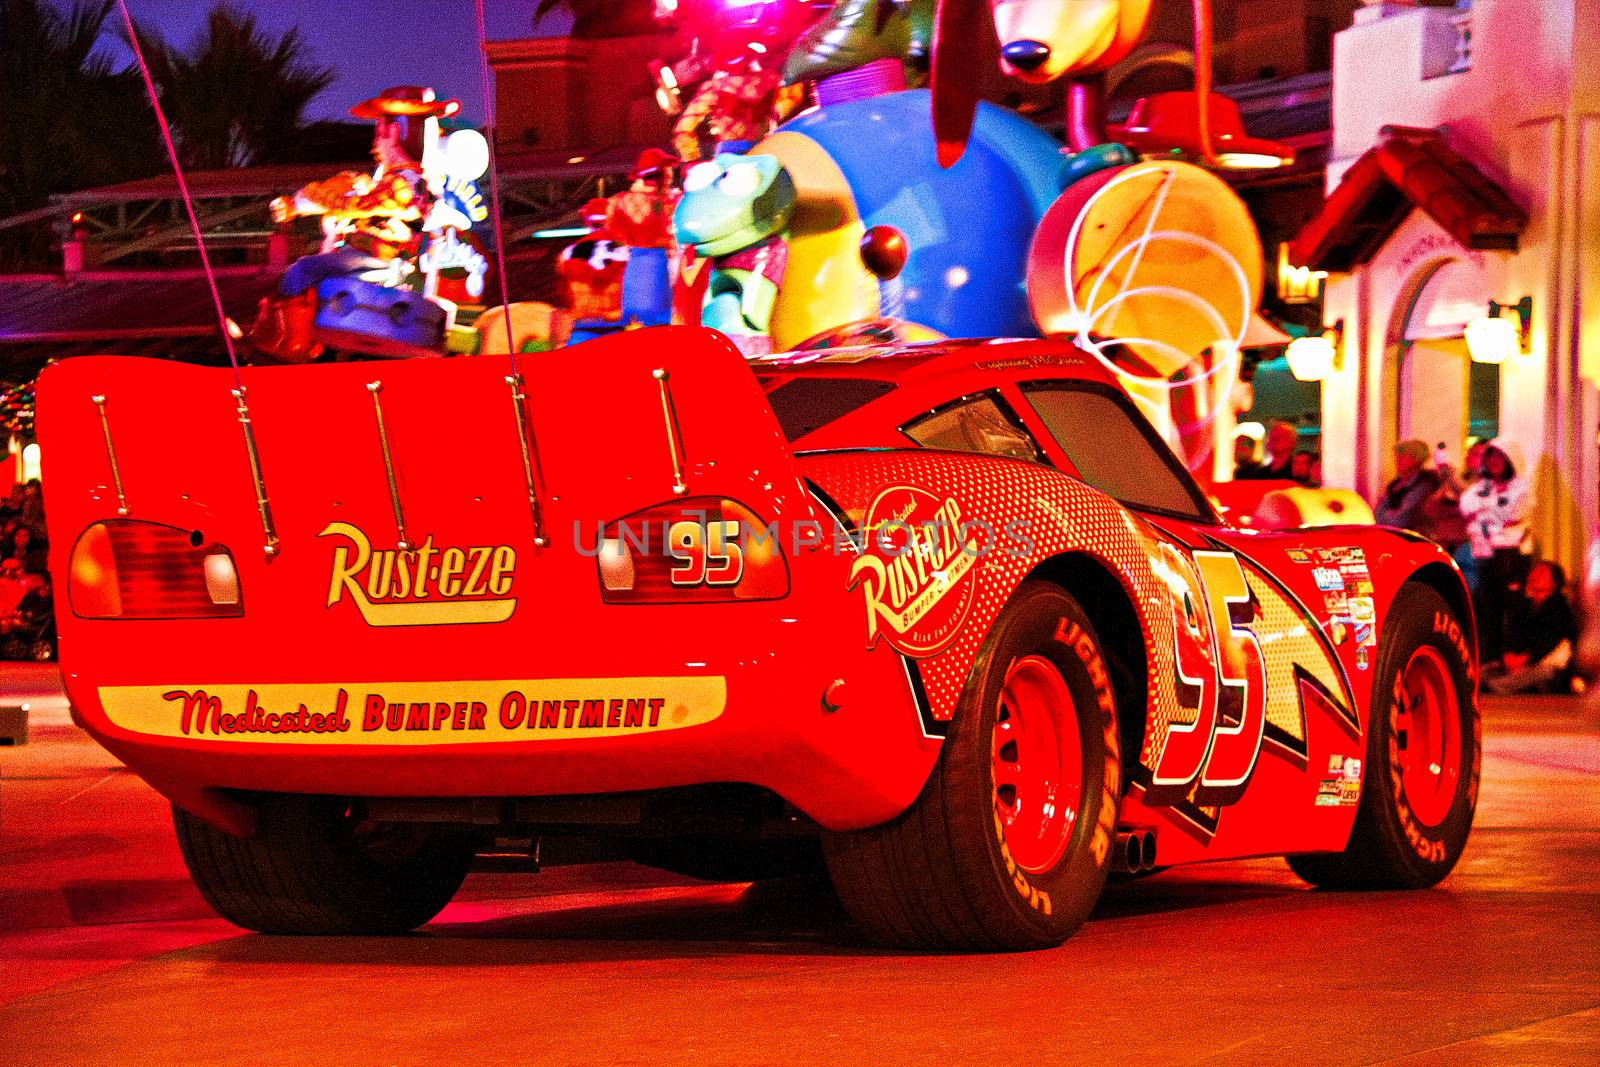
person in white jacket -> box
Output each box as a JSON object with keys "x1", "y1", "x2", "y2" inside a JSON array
[{"x1": 1460, "y1": 438, "x2": 1533, "y2": 661}]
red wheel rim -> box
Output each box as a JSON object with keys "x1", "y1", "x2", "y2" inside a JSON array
[
  {"x1": 992, "y1": 654, "x2": 1085, "y2": 874},
  {"x1": 1395, "y1": 646, "x2": 1462, "y2": 828}
]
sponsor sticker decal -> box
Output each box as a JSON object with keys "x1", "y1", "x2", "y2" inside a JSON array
[
  {"x1": 1348, "y1": 596, "x2": 1376, "y2": 625},
  {"x1": 99, "y1": 677, "x2": 727, "y2": 744},
  {"x1": 849, "y1": 486, "x2": 982, "y2": 657},
  {"x1": 1313, "y1": 567, "x2": 1346, "y2": 592},
  {"x1": 321, "y1": 522, "x2": 518, "y2": 627},
  {"x1": 1316, "y1": 756, "x2": 1363, "y2": 806}
]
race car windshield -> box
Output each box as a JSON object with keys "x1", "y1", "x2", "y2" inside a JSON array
[
  {"x1": 900, "y1": 393, "x2": 1044, "y2": 464},
  {"x1": 764, "y1": 377, "x2": 897, "y2": 441},
  {"x1": 1021, "y1": 382, "x2": 1214, "y2": 522}
]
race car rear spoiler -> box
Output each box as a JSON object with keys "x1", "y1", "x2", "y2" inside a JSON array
[{"x1": 38, "y1": 326, "x2": 814, "y2": 645}]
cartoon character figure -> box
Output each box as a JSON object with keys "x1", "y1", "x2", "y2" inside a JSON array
[
  {"x1": 560, "y1": 198, "x2": 631, "y2": 344},
  {"x1": 606, "y1": 149, "x2": 682, "y2": 330},
  {"x1": 654, "y1": 0, "x2": 811, "y2": 163},
  {"x1": 930, "y1": 0, "x2": 1153, "y2": 164},
  {"x1": 673, "y1": 47, "x2": 805, "y2": 163},
  {"x1": 560, "y1": 198, "x2": 629, "y2": 320},
  {"x1": 673, "y1": 152, "x2": 797, "y2": 357},
  {"x1": 783, "y1": 0, "x2": 935, "y2": 86},
  {"x1": 249, "y1": 86, "x2": 459, "y2": 362}
]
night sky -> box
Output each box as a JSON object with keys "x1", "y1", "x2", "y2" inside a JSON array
[{"x1": 107, "y1": 0, "x2": 562, "y2": 124}]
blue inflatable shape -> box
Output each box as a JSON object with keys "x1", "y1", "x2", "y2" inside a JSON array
[
  {"x1": 314, "y1": 276, "x2": 447, "y2": 358},
  {"x1": 777, "y1": 89, "x2": 1062, "y2": 340}
]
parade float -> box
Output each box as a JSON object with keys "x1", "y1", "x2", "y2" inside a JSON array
[
  {"x1": 242, "y1": 0, "x2": 1291, "y2": 487},
  {"x1": 183, "y1": 0, "x2": 1361, "y2": 533},
  {"x1": 650, "y1": 0, "x2": 1365, "y2": 528},
  {"x1": 248, "y1": 86, "x2": 500, "y2": 361}
]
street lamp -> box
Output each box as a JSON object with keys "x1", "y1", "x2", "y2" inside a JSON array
[
  {"x1": 1465, "y1": 297, "x2": 1533, "y2": 364},
  {"x1": 1285, "y1": 321, "x2": 1344, "y2": 382}
]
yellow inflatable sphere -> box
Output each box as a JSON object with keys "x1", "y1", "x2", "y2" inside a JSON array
[{"x1": 1028, "y1": 160, "x2": 1263, "y2": 379}]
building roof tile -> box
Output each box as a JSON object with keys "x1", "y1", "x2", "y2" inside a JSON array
[{"x1": 1288, "y1": 125, "x2": 1527, "y2": 272}]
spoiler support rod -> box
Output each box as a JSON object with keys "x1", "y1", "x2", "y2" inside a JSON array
[
  {"x1": 90, "y1": 395, "x2": 130, "y2": 516},
  {"x1": 652, "y1": 369, "x2": 689, "y2": 497},
  {"x1": 365, "y1": 381, "x2": 411, "y2": 552},
  {"x1": 232, "y1": 388, "x2": 280, "y2": 556},
  {"x1": 506, "y1": 375, "x2": 550, "y2": 548},
  {"x1": 471, "y1": 1, "x2": 549, "y2": 549},
  {"x1": 118, "y1": 1, "x2": 281, "y2": 557}
]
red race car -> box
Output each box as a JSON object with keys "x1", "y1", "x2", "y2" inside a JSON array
[{"x1": 39, "y1": 329, "x2": 1480, "y2": 950}]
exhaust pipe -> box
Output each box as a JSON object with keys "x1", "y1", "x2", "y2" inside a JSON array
[
  {"x1": 1114, "y1": 830, "x2": 1143, "y2": 873},
  {"x1": 1113, "y1": 829, "x2": 1157, "y2": 873}
]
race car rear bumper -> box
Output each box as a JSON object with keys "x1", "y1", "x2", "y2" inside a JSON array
[{"x1": 68, "y1": 651, "x2": 940, "y2": 836}]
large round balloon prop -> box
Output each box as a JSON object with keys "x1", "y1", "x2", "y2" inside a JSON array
[
  {"x1": 1027, "y1": 159, "x2": 1263, "y2": 463},
  {"x1": 753, "y1": 88, "x2": 1060, "y2": 350}
]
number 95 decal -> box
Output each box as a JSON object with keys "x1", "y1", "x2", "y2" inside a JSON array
[
  {"x1": 1152, "y1": 547, "x2": 1267, "y2": 806},
  {"x1": 668, "y1": 519, "x2": 745, "y2": 587}
]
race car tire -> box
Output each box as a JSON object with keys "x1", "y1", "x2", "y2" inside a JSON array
[
  {"x1": 173, "y1": 794, "x2": 475, "y2": 934},
  {"x1": 823, "y1": 581, "x2": 1122, "y2": 950},
  {"x1": 1288, "y1": 583, "x2": 1481, "y2": 890}
]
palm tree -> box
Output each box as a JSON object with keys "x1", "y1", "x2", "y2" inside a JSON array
[
  {"x1": 532, "y1": 0, "x2": 657, "y2": 40},
  {"x1": 126, "y1": 5, "x2": 335, "y2": 170},
  {"x1": 0, "y1": 0, "x2": 157, "y2": 220},
  {"x1": 0, "y1": 0, "x2": 159, "y2": 268}
]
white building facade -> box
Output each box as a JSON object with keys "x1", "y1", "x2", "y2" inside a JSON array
[{"x1": 1304, "y1": 0, "x2": 1600, "y2": 574}]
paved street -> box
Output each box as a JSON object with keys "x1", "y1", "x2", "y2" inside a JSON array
[{"x1": 1, "y1": 663, "x2": 1596, "y2": 1065}]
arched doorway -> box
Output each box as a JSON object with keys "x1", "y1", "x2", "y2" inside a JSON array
[{"x1": 1387, "y1": 257, "x2": 1500, "y2": 470}]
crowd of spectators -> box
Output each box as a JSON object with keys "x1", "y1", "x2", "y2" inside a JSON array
[
  {"x1": 1367, "y1": 436, "x2": 1573, "y2": 693},
  {"x1": 0, "y1": 480, "x2": 53, "y2": 659},
  {"x1": 1235, "y1": 420, "x2": 1322, "y2": 487},
  {"x1": 1234, "y1": 423, "x2": 1576, "y2": 694},
  {"x1": 1481, "y1": 561, "x2": 1575, "y2": 695}
]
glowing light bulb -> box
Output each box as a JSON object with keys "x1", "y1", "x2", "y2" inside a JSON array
[
  {"x1": 1285, "y1": 334, "x2": 1337, "y2": 382},
  {"x1": 1465, "y1": 315, "x2": 1518, "y2": 364},
  {"x1": 444, "y1": 130, "x2": 490, "y2": 182}
]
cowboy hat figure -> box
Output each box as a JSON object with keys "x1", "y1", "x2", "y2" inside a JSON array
[{"x1": 250, "y1": 87, "x2": 459, "y2": 361}]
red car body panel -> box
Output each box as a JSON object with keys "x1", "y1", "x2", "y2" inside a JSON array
[{"x1": 39, "y1": 329, "x2": 1474, "y2": 863}]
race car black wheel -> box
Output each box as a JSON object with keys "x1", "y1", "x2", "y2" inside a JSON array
[
  {"x1": 173, "y1": 794, "x2": 475, "y2": 934},
  {"x1": 1288, "y1": 583, "x2": 1481, "y2": 889},
  {"x1": 823, "y1": 581, "x2": 1121, "y2": 950}
]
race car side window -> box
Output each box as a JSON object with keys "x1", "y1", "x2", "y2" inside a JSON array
[
  {"x1": 764, "y1": 377, "x2": 897, "y2": 442},
  {"x1": 1020, "y1": 381, "x2": 1215, "y2": 522},
  {"x1": 900, "y1": 392, "x2": 1045, "y2": 464}
]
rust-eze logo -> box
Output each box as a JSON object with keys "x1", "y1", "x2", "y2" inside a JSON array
[
  {"x1": 848, "y1": 486, "x2": 980, "y2": 657},
  {"x1": 320, "y1": 522, "x2": 517, "y2": 627}
]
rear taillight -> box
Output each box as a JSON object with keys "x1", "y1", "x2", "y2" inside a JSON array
[
  {"x1": 68, "y1": 520, "x2": 244, "y2": 619},
  {"x1": 597, "y1": 497, "x2": 788, "y2": 604}
]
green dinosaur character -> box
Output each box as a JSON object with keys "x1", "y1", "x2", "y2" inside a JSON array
[
  {"x1": 783, "y1": 0, "x2": 934, "y2": 87},
  {"x1": 673, "y1": 152, "x2": 797, "y2": 355}
]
